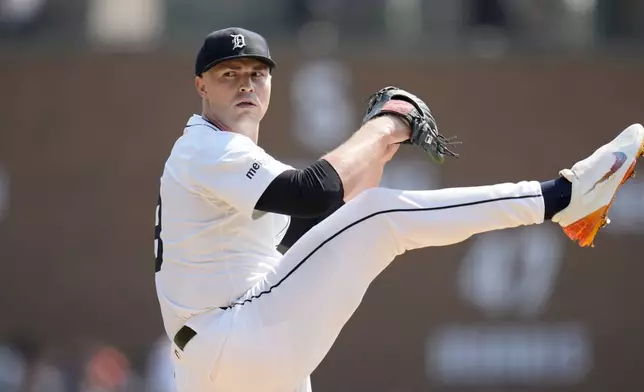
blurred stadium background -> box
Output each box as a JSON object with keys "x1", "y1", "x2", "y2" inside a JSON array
[{"x1": 1, "y1": 0, "x2": 644, "y2": 391}]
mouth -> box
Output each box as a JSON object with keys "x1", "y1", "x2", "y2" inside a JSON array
[{"x1": 235, "y1": 100, "x2": 257, "y2": 108}]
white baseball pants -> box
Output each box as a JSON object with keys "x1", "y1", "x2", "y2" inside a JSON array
[{"x1": 171, "y1": 181, "x2": 545, "y2": 392}]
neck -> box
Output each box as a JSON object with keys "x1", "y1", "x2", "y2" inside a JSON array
[
  {"x1": 202, "y1": 112, "x2": 259, "y2": 144},
  {"x1": 232, "y1": 122, "x2": 260, "y2": 144},
  {"x1": 201, "y1": 112, "x2": 228, "y2": 131}
]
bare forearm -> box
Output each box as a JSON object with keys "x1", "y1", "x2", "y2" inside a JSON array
[
  {"x1": 323, "y1": 116, "x2": 406, "y2": 200},
  {"x1": 343, "y1": 163, "x2": 385, "y2": 201}
]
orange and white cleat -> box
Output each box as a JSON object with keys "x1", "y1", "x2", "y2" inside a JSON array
[{"x1": 552, "y1": 123, "x2": 644, "y2": 247}]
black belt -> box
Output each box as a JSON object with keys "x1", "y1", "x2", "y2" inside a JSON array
[{"x1": 174, "y1": 325, "x2": 197, "y2": 351}]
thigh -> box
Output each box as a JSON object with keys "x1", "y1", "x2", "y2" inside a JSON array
[{"x1": 213, "y1": 189, "x2": 403, "y2": 391}]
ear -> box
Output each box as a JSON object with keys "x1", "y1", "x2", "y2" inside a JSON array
[{"x1": 195, "y1": 76, "x2": 207, "y2": 98}]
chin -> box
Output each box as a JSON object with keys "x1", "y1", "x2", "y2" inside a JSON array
[
  {"x1": 228, "y1": 117, "x2": 259, "y2": 134},
  {"x1": 236, "y1": 111, "x2": 263, "y2": 123}
]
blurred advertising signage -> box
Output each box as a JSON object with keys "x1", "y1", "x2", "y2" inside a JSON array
[{"x1": 426, "y1": 225, "x2": 592, "y2": 385}]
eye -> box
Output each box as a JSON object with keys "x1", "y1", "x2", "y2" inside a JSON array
[
  {"x1": 252, "y1": 71, "x2": 267, "y2": 78},
  {"x1": 223, "y1": 71, "x2": 235, "y2": 78}
]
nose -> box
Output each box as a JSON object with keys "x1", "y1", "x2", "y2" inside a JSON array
[{"x1": 239, "y1": 74, "x2": 254, "y2": 93}]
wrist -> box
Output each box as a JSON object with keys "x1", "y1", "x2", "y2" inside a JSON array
[
  {"x1": 364, "y1": 115, "x2": 408, "y2": 142},
  {"x1": 368, "y1": 114, "x2": 401, "y2": 127}
]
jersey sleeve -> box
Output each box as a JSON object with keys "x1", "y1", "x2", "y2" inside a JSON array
[{"x1": 188, "y1": 132, "x2": 294, "y2": 218}]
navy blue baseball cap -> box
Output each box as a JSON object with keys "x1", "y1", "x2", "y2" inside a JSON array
[{"x1": 194, "y1": 27, "x2": 276, "y2": 76}]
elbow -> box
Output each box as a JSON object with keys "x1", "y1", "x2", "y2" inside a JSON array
[
  {"x1": 306, "y1": 188, "x2": 344, "y2": 217},
  {"x1": 294, "y1": 161, "x2": 345, "y2": 218},
  {"x1": 290, "y1": 186, "x2": 343, "y2": 218}
]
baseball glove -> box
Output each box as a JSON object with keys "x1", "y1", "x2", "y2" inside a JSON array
[{"x1": 362, "y1": 86, "x2": 460, "y2": 164}]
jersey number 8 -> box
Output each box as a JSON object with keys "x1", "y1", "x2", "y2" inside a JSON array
[{"x1": 154, "y1": 196, "x2": 163, "y2": 272}]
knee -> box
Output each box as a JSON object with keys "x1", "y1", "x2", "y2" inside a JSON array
[
  {"x1": 348, "y1": 187, "x2": 393, "y2": 214},
  {"x1": 344, "y1": 187, "x2": 406, "y2": 254},
  {"x1": 343, "y1": 187, "x2": 400, "y2": 231}
]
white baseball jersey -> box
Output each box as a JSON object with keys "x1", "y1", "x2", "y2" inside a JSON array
[{"x1": 154, "y1": 114, "x2": 294, "y2": 337}]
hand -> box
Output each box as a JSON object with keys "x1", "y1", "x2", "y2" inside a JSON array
[
  {"x1": 380, "y1": 115, "x2": 406, "y2": 162},
  {"x1": 386, "y1": 114, "x2": 413, "y2": 144}
]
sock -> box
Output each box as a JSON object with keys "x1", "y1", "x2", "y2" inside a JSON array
[{"x1": 540, "y1": 177, "x2": 572, "y2": 220}]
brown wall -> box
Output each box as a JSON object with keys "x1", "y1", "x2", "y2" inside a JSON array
[{"x1": 1, "y1": 51, "x2": 643, "y2": 391}]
